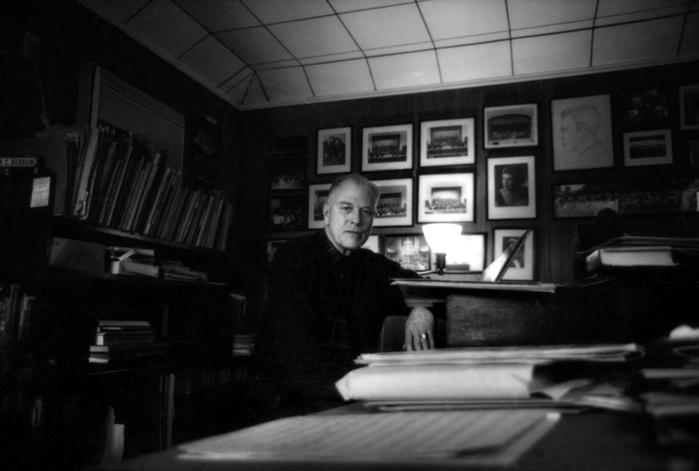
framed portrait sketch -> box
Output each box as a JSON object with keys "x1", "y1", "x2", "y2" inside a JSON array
[
  {"x1": 383, "y1": 234, "x2": 431, "y2": 271},
  {"x1": 493, "y1": 228, "x2": 534, "y2": 281},
  {"x1": 268, "y1": 195, "x2": 304, "y2": 231},
  {"x1": 487, "y1": 156, "x2": 536, "y2": 220},
  {"x1": 417, "y1": 173, "x2": 475, "y2": 223},
  {"x1": 361, "y1": 124, "x2": 413, "y2": 172},
  {"x1": 439, "y1": 233, "x2": 486, "y2": 273},
  {"x1": 269, "y1": 157, "x2": 306, "y2": 190},
  {"x1": 419, "y1": 118, "x2": 475, "y2": 167},
  {"x1": 266, "y1": 239, "x2": 286, "y2": 262},
  {"x1": 307, "y1": 183, "x2": 331, "y2": 229},
  {"x1": 623, "y1": 129, "x2": 673, "y2": 167},
  {"x1": 372, "y1": 178, "x2": 413, "y2": 227},
  {"x1": 680, "y1": 84, "x2": 699, "y2": 131},
  {"x1": 483, "y1": 103, "x2": 538, "y2": 148},
  {"x1": 362, "y1": 234, "x2": 380, "y2": 254},
  {"x1": 551, "y1": 94, "x2": 613, "y2": 171},
  {"x1": 317, "y1": 127, "x2": 351, "y2": 174}
]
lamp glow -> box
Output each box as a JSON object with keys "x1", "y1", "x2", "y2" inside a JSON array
[{"x1": 422, "y1": 223, "x2": 462, "y2": 275}]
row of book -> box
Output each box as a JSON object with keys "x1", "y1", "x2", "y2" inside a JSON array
[
  {"x1": 89, "y1": 319, "x2": 169, "y2": 365},
  {"x1": 0, "y1": 284, "x2": 36, "y2": 372}
]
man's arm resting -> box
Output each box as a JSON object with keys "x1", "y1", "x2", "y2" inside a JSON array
[{"x1": 404, "y1": 306, "x2": 435, "y2": 351}]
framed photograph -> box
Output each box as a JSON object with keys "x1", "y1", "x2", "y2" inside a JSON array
[
  {"x1": 372, "y1": 178, "x2": 413, "y2": 227},
  {"x1": 623, "y1": 129, "x2": 673, "y2": 167},
  {"x1": 362, "y1": 235, "x2": 380, "y2": 254},
  {"x1": 317, "y1": 127, "x2": 351, "y2": 174},
  {"x1": 440, "y1": 233, "x2": 486, "y2": 273},
  {"x1": 551, "y1": 94, "x2": 613, "y2": 171},
  {"x1": 268, "y1": 195, "x2": 304, "y2": 231},
  {"x1": 483, "y1": 103, "x2": 538, "y2": 148},
  {"x1": 493, "y1": 228, "x2": 534, "y2": 281},
  {"x1": 266, "y1": 239, "x2": 286, "y2": 262},
  {"x1": 619, "y1": 88, "x2": 669, "y2": 126},
  {"x1": 361, "y1": 124, "x2": 413, "y2": 172},
  {"x1": 417, "y1": 173, "x2": 475, "y2": 223},
  {"x1": 419, "y1": 118, "x2": 475, "y2": 167},
  {"x1": 307, "y1": 183, "x2": 331, "y2": 229},
  {"x1": 680, "y1": 84, "x2": 699, "y2": 131},
  {"x1": 269, "y1": 157, "x2": 306, "y2": 190},
  {"x1": 487, "y1": 156, "x2": 536, "y2": 220},
  {"x1": 383, "y1": 234, "x2": 431, "y2": 271}
]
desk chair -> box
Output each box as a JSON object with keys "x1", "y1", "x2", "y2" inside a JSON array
[{"x1": 379, "y1": 316, "x2": 446, "y2": 352}]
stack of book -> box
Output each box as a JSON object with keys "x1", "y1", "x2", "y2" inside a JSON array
[
  {"x1": 89, "y1": 320, "x2": 168, "y2": 364},
  {"x1": 160, "y1": 260, "x2": 207, "y2": 282},
  {"x1": 583, "y1": 235, "x2": 699, "y2": 273},
  {"x1": 107, "y1": 246, "x2": 159, "y2": 278}
]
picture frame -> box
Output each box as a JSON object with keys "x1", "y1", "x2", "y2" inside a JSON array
[
  {"x1": 317, "y1": 127, "x2": 351, "y2": 174},
  {"x1": 362, "y1": 235, "x2": 380, "y2": 254},
  {"x1": 551, "y1": 94, "x2": 613, "y2": 171},
  {"x1": 623, "y1": 129, "x2": 673, "y2": 167},
  {"x1": 619, "y1": 88, "x2": 669, "y2": 126},
  {"x1": 361, "y1": 124, "x2": 413, "y2": 172},
  {"x1": 417, "y1": 173, "x2": 475, "y2": 223},
  {"x1": 679, "y1": 84, "x2": 699, "y2": 131},
  {"x1": 266, "y1": 239, "x2": 286, "y2": 262},
  {"x1": 268, "y1": 195, "x2": 304, "y2": 231},
  {"x1": 383, "y1": 234, "x2": 431, "y2": 271},
  {"x1": 487, "y1": 156, "x2": 536, "y2": 220},
  {"x1": 307, "y1": 183, "x2": 332, "y2": 229},
  {"x1": 440, "y1": 233, "x2": 486, "y2": 273},
  {"x1": 269, "y1": 157, "x2": 306, "y2": 190},
  {"x1": 493, "y1": 228, "x2": 534, "y2": 281},
  {"x1": 372, "y1": 178, "x2": 413, "y2": 227},
  {"x1": 483, "y1": 103, "x2": 538, "y2": 148},
  {"x1": 419, "y1": 118, "x2": 475, "y2": 167}
]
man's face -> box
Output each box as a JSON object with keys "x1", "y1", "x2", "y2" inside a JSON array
[
  {"x1": 560, "y1": 115, "x2": 579, "y2": 152},
  {"x1": 501, "y1": 172, "x2": 515, "y2": 190},
  {"x1": 324, "y1": 181, "x2": 375, "y2": 253}
]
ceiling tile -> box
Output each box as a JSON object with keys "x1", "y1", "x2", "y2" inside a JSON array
[
  {"x1": 242, "y1": 75, "x2": 270, "y2": 106},
  {"x1": 77, "y1": 0, "x2": 147, "y2": 24},
  {"x1": 328, "y1": 0, "x2": 409, "y2": 13},
  {"x1": 513, "y1": 30, "x2": 591, "y2": 75},
  {"x1": 597, "y1": 0, "x2": 688, "y2": 20},
  {"x1": 307, "y1": 59, "x2": 374, "y2": 97},
  {"x1": 341, "y1": 4, "x2": 430, "y2": 51},
  {"x1": 509, "y1": 0, "x2": 596, "y2": 30},
  {"x1": 593, "y1": 16, "x2": 683, "y2": 66},
  {"x1": 419, "y1": 0, "x2": 508, "y2": 40},
  {"x1": 178, "y1": 35, "x2": 246, "y2": 87},
  {"x1": 179, "y1": 0, "x2": 259, "y2": 31},
  {"x1": 243, "y1": 0, "x2": 334, "y2": 23},
  {"x1": 123, "y1": 0, "x2": 206, "y2": 57},
  {"x1": 370, "y1": 51, "x2": 440, "y2": 90},
  {"x1": 679, "y1": 11, "x2": 699, "y2": 56},
  {"x1": 438, "y1": 42, "x2": 512, "y2": 83},
  {"x1": 218, "y1": 27, "x2": 293, "y2": 65},
  {"x1": 257, "y1": 67, "x2": 314, "y2": 103},
  {"x1": 269, "y1": 16, "x2": 358, "y2": 60}
]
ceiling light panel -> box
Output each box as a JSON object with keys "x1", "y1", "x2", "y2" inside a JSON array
[
  {"x1": 178, "y1": 35, "x2": 245, "y2": 86},
  {"x1": 513, "y1": 30, "x2": 591, "y2": 75},
  {"x1": 77, "y1": 0, "x2": 148, "y2": 25},
  {"x1": 179, "y1": 0, "x2": 259, "y2": 31},
  {"x1": 269, "y1": 16, "x2": 358, "y2": 60},
  {"x1": 123, "y1": 0, "x2": 206, "y2": 57},
  {"x1": 218, "y1": 27, "x2": 293, "y2": 65},
  {"x1": 369, "y1": 50, "x2": 440, "y2": 90},
  {"x1": 257, "y1": 67, "x2": 314, "y2": 102},
  {"x1": 341, "y1": 4, "x2": 431, "y2": 51},
  {"x1": 307, "y1": 59, "x2": 375, "y2": 96},
  {"x1": 242, "y1": 0, "x2": 334, "y2": 23},
  {"x1": 328, "y1": 0, "x2": 410, "y2": 13},
  {"x1": 438, "y1": 41, "x2": 512, "y2": 83},
  {"x1": 419, "y1": 0, "x2": 508, "y2": 41},
  {"x1": 593, "y1": 16, "x2": 683, "y2": 66}
]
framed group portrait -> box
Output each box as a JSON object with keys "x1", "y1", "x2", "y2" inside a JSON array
[
  {"x1": 487, "y1": 156, "x2": 536, "y2": 220},
  {"x1": 268, "y1": 195, "x2": 304, "y2": 231},
  {"x1": 269, "y1": 157, "x2": 306, "y2": 190},
  {"x1": 307, "y1": 183, "x2": 331, "y2": 229},
  {"x1": 417, "y1": 173, "x2": 475, "y2": 223},
  {"x1": 623, "y1": 129, "x2": 673, "y2": 167},
  {"x1": 483, "y1": 103, "x2": 538, "y2": 149},
  {"x1": 383, "y1": 234, "x2": 431, "y2": 271},
  {"x1": 317, "y1": 127, "x2": 351, "y2": 174},
  {"x1": 419, "y1": 118, "x2": 475, "y2": 167},
  {"x1": 493, "y1": 228, "x2": 534, "y2": 281},
  {"x1": 361, "y1": 124, "x2": 413, "y2": 172},
  {"x1": 372, "y1": 178, "x2": 413, "y2": 227},
  {"x1": 551, "y1": 94, "x2": 613, "y2": 171}
]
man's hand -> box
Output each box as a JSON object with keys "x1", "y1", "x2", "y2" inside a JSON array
[{"x1": 404, "y1": 306, "x2": 435, "y2": 351}]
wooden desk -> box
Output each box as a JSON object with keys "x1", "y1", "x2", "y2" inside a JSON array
[{"x1": 99, "y1": 405, "x2": 689, "y2": 471}]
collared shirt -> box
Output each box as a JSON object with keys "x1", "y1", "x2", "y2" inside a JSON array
[{"x1": 259, "y1": 230, "x2": 418, "y2": 408}]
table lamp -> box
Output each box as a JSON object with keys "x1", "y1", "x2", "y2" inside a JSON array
[{"x1": 422, "y1": 223, "x2": 462, "y2": 275}]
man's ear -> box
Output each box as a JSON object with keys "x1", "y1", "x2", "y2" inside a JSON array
[{"x1": 323, "y1": 201, "x2": 330, "y2": 225}]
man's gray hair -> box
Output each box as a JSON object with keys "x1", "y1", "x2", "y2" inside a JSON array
[{"x1": 328, "y1": 173, "x2": 380, "y2": 205}]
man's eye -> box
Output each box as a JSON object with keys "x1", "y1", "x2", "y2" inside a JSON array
[
  {"x1": 361, "y1": 208, "x2": 374, "y2": 217},
  {"x1": 339, "y1": 205, "x2": 353, "y2": 212}
]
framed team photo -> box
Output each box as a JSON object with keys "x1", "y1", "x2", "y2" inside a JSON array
[
  {"x1": 317, "y1": 127, "x2": 351, "y2": 174},
  {"x1": 361, "y1": 124, "x2": 413, "y2": 172},
  {"x1": 419, "y1": 118, "x2": 475, "y2": 167},
  {"x1": 268, "y1": 195, "x2": 304, "y2": 231},
  {"x1": 372, "y1": 178, "x2": 413, "y2": 227},
  {"x1": 417, "y1": 173, "x2": 475, "y2": 223},
  {"x1": 483, "y1": 103, "x2": 538, "y2": 149},
  {"x1": 383, "y1": 234, "x2": 431, "y2": 271},
  {"x1": 487, "y1": 156, "x2": 536, "y2": 220},
  {"x1": 307, "y1": 183, "x2": 331, "y2": 229},
  {"x1": 493, "y1": 228, "x2": 534, "y2": 280},
  {"x1": 623, "y1": 129, "x2": 673, "y2": 167}
]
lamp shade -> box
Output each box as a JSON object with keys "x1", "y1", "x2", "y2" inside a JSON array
[{"x1": 421, "y1": 223, "x2": 462, "y2": 254}]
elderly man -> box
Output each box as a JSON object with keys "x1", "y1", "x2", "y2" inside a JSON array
[{"x1": 258, "y1": 173, "x2": 434, "y2": 413}]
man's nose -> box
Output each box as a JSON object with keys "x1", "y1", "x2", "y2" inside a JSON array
[{"x1": 348, "y1": 208, "x2": 361, "y2": 224}]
